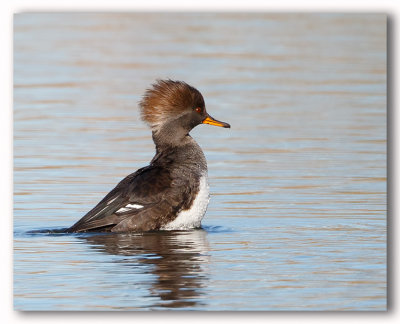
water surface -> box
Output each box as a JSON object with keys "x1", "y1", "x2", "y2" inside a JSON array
[{"x1": 14, "y1": 13, "x2": 386, "y2": 311}]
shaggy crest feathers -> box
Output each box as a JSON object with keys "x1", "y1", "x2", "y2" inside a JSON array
[{"x1": 139, "y1": 79, "x2": 205, "y2": 129}]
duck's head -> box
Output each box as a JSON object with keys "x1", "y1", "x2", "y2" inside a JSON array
[{"x1": 139, "y1": 79, "x2": 230, "y2": 145}]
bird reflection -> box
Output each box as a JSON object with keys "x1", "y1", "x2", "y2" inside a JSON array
[{"x1": 76, "y1": 229, "x2": 210, "y2": 309}]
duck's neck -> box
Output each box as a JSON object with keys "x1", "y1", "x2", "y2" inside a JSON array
[
  {"x1": 151, "y1": 126, "x2": 207, "y2": 172},
  {"x1": 151, "y1": 119, "x2": 194, "y2": 150},
  {"x1": 152, "y1": 130, "x2": 188, "y2": 149}
]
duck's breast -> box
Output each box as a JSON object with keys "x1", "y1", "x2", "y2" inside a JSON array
[{"x1": 161, "y1": 174, "x2": 209, "y2": 230}]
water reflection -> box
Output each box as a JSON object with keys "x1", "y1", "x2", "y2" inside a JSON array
[{"x1": 76, "y1": 230, "x2": 210, "y2": 308}]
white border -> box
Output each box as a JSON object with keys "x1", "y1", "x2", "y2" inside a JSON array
[{"x1": 2, "y1": 1, "x2": 397, "y2": 323}]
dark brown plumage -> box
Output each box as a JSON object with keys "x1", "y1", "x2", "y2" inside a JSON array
[
  {"x1": 67, "y1": 80, "x2": 230, "y2": 233},
  {"x1": 139, "y1": 79, "x2": 205, "y2": 129}
]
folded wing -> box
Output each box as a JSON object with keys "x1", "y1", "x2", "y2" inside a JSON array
[{"x1": 67, "y1": 166, "x2": 186, "y2": 232}]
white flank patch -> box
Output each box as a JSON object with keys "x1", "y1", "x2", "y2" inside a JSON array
[
  {"x1": 116, "y1": 203, "x2": 144, "y2": 213},
  {"x1": 161, "y1": 174, "x2": 210, "y2": 230},
  {"x1": 126, "y1": 203, "x2": 144, "y2": 209}
]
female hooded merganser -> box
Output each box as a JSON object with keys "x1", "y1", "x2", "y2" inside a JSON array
[{"x1": 67, "y1": 80, "x2": 230, "y2": 233}]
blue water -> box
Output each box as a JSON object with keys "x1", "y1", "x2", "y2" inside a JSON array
[{"x1": 14, "y1": 13, "x2": 386, "y2": 310}]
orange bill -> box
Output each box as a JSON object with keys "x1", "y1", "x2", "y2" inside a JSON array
[{"x1": 202, "y1": 115, "x2": 230, "y2": 128}]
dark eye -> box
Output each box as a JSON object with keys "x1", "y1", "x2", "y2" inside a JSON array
[{"x1": 195, "y1": 107, "x2": 202, "y2": 113}]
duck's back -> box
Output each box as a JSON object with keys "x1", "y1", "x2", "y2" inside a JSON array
[{"x1": 68, "y1": 139, "x2": 209, "y2": 232}]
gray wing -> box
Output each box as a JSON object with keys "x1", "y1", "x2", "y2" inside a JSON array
[{"x1": 67, "y1": 166, "x2": 189, "y2": 232}]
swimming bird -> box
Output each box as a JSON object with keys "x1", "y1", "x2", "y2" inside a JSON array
[{"x1": 67, "y1": 80, "x2": 230, "y2": 233}]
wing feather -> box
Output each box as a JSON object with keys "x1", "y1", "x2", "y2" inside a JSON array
[{"x1": 67, "y1": 166, "x2": 177, "y2": 232}]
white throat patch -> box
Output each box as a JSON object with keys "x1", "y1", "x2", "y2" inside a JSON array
[{"x1": 161, "y1": 174, "x2": 210, "y2": 230}]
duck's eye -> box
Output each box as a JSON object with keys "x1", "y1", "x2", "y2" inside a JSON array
[{"x1": 195, "y1": 107, "x2": 202, "y2": 114}]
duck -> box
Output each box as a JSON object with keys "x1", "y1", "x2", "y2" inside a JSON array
[{"x1": 67, "y1": 79, "x2": 230, "y2": 233}]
